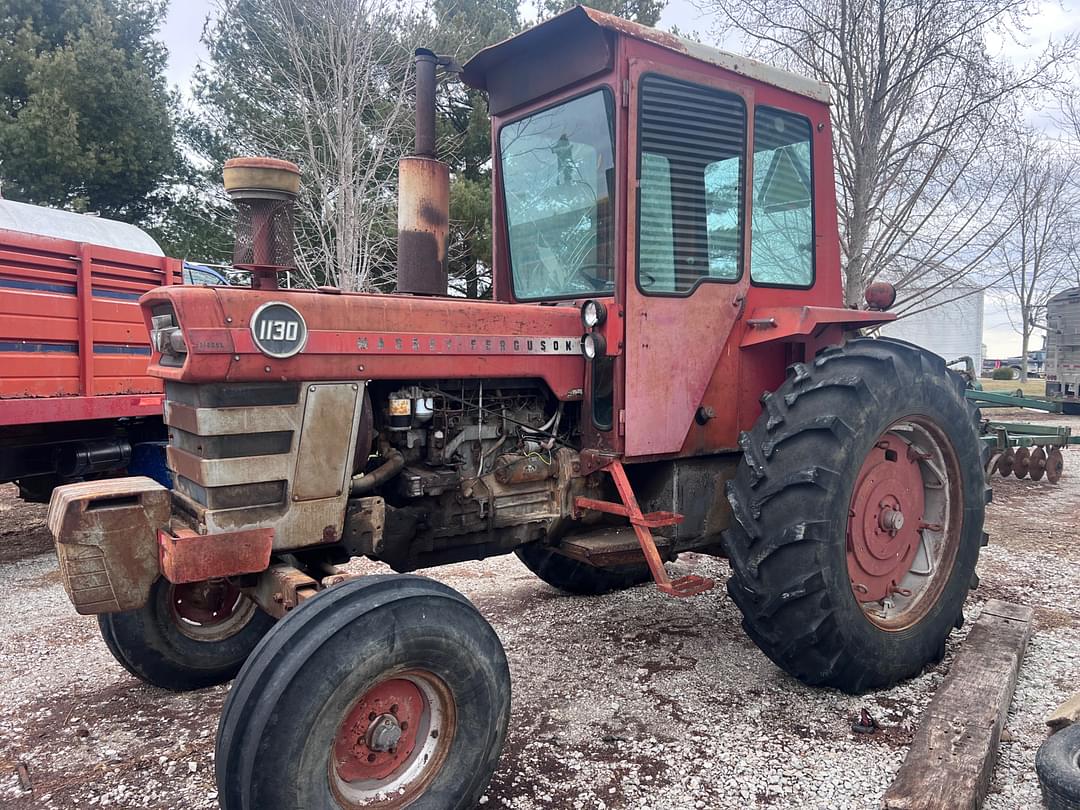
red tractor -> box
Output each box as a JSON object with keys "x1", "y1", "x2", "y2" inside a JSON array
[{"x1": 47, "y1": 7, "x2": 987, "y2": 808}]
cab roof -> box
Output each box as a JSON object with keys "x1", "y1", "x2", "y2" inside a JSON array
[{"x1": 462, "y1": 5, "x2": 831, "y2": 106}]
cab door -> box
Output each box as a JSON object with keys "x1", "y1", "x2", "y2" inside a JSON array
[{"x1": 622, "y1": 60, "x2": 753, "y2": 457}]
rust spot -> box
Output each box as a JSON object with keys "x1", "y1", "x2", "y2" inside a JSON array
[
  {"x1": 323, "y1": 525, "x2": 338, "y2": 543},
  {"x1": 419, "y1": 202, "x2": 447, "y2": 228},
  {"x1": 397, "y1": 230, "x2": 447, "y2": 295}
]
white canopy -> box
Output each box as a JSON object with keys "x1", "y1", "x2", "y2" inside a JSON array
[{"x1": 0, "y1": 198, "x2": 164, "y2": 256}]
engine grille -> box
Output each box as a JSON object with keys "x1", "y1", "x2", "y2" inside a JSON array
[{"x1": 163, "y1": 381, "x2": 366, "y2": 547}]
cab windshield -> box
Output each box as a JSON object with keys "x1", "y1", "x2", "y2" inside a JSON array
[{"x1": 499, "y1": 89, "x2": 616, "y2": 300}]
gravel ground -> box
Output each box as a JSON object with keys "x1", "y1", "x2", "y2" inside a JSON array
[{"x1": 0, "y1": 413, "x2": 1077, "y2": 809}]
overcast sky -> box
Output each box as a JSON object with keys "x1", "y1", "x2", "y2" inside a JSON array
[{"x1": 158, "y1": 0, "x2": 1080, "y2": 358}]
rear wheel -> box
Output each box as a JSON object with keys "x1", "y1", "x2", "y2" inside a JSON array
[
  {"x1": 515, "y1": 542, "x2": 652, "y2": 595},
  {"x1": 724, "y1": 338, "x2": 988, "y2": 693},
  {"x1": 98, "y1": 577, "x2": 274, "y2": 691},
  {"x1": 216, "y1": 575, "x2": 510, "y2": 810}
]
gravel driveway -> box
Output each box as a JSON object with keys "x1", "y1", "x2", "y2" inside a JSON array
[{"x1": 1, "y1": 414, "x2": 1077, "y2": 809}]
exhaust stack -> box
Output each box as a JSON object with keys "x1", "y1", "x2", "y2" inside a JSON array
[
  {"x1": 223, "y1": 157, "x2": 301, "y2": 290},
  {"x1": 396, "y1": 48, "x2": 450, "y2": 296}
]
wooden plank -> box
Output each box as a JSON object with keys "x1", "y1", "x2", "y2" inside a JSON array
[{"x1": 883, "y1": 599, "x2": 1034, "y2": 810}]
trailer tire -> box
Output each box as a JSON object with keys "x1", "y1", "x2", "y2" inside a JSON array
[
  {"x1": 515, "y1": 543, "x2": 653, "y2": 595},
  {"x1": 98, "y1": 577, "x2": 274, "y2": 691},
  {"x1": 1037, "y1": 724, "x2": 1080, "y2": 810},
  {"x1": 216, "y1": 575, "x2": 510, "y2": 810},
  {"x1": 723, "y1": 338, "x2": 987, "y2": 693}
]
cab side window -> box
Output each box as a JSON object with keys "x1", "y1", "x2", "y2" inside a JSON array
[
  {"x1": 637, "y1": 74, "x2": 746, "y2": 294},
  {"x1": 750, "y1": 107, "x2": 814, "y2": 287}
]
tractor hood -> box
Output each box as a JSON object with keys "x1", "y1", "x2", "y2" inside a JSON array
[{"x1": 140, "y1": 285, "x2": 587, "y2": 400}]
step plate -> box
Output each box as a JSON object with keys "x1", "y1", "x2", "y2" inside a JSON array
[{"x1": 558, "y1": 527, "x2": 673, "y2": 568}]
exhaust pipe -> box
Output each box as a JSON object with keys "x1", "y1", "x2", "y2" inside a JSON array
[{"x1": 396, "y1": 48, "x2": 450, "y2": 296}]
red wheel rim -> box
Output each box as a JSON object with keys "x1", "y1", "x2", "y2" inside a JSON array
[
  {"x1": 847, "y1": 418, "x2": 963, "y2": 630},
  {"x1": 334, "y1": 679, "x2": 424, "y2": 782},
  {"x1": 170, "y1": 580, "x2": 253, "y2": 641},
  {"x1": 330, "y1": 670, "x2": 455, "y2": 808},
  {"x1": 172, "y1": 580, "x2": 242, "y2": 624},
  {"x1": 848, "y1": 434, "x2": 926, "y2": 603}
]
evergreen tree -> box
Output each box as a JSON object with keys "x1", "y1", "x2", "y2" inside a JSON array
[
  {"x1": 0, "y1": 0, "x2": 177, "y2": 223},
  {"x1": 428, "y1": 0, "x2": 521, "y2": 297}
]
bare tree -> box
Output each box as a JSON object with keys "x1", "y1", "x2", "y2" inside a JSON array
[
  {"x1": 702, "y1": 0, "x2": 1075, "y2": 306},
  {"x1": 996, "y1": 130, "x2": 1076, "y2": 381},
  {"x1": 197, "y1": 0, "x2": 425, "y2": 290}
]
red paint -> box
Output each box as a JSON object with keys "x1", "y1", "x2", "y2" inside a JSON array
[
  {"x1": 333, "y1": 679, "x2": 424, "y2": 783},
  {"x1": 576, "y1": 459, "x2": 712, "y2": 597},
  {"x1": 0, "y1": 394, "x2": 163, "y2": 426},
  {"x1": 135, "y1": 13, "x2": 898, "y2": 463},
  {"x1": 739, "y1": 306, "x2": 893, "y2": 348},
  {"x1": 142, "y1": 287, "x2": 588, "y2": 399},
  {"x1": 171, "y1": 580, "x2": 244, "y2": 625},
  {"x1": 0, "y1": 227, "x2": 181, "y2": 425},
  {"x1": 159, "y1": 526, "x2": 274, "y2": 584},
  {"x1": 847, "y1": 434, "x2": 925, "y2": 603}
]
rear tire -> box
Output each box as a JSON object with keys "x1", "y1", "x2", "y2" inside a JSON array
[
  {"x1": 723, "y1": 338, "x2": 988, "y2": 693},
  {"x1": 216, "y1": 575, "x2": 510, "y2": 810},
  {"x1": 515, "y1": 543, "x2": 652, "y2": 595},
  {"x1": 98, "y1": 577, "x2": 273, "y2": 691}
]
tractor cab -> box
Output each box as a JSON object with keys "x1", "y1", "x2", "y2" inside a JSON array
[{"x1": 464, "y1": 7, "x2": 884, "y2": 460}]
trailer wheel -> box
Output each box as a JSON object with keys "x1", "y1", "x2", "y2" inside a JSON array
[
  {"x1": 1037, "y1": 724, "x2": 1080, "y2": 810},
  {"x1": 515, "y1": 543, "x2": 652, "y2": 595},
  {"x1": 216, "y1": 575, "x2": 509, "y2": 810},
  {"x1": 724, "y1": 338, "x2": 987, "y2": 693},
  {"x1": 98, "y1": 577, "x2": 274, "y2": 691}
]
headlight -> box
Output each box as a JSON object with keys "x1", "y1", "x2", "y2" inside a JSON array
[
  {"x1": 150, "y1": 308, "x2": 186, "y2": 357},
  {"x1": 581, "y1": 299, "x2": 607, "y2": 329},
  {"x1": 581, "y1": 332, "x2": 607, "y2": 360}
]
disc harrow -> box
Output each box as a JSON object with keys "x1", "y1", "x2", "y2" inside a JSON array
[{"x1": 981, "y1": 422, "x2": 1075, "y2": 483}]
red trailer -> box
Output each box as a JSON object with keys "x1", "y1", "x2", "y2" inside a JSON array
[{"x1": 0, "y1": 200, "x2": 181, "y2": 501}]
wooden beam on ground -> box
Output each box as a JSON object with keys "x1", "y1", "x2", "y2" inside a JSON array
[{"x1": 882, "y1": 599, "x2": 1034, "y2": 810}]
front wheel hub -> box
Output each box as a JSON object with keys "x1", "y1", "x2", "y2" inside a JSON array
[{"x1": 330, "y1": 671, "x2": 455, "y2": 807}]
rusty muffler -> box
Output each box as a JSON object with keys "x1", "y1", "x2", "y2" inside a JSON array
[{"x1": 397, "y1": 48, "x2": 450, "y2": 296}]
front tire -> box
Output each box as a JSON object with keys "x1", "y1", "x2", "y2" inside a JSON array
[
  {"x1": 216, "y1": 575, "x2": 510, "y2": 810},
  {"x1": 724, "y1": 338, "x2": 988, "y2": 693},
  {"x1": 98, "y1": 577, "x2": 274, "y2": 691}
]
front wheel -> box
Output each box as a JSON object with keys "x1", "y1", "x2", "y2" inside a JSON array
[
  {"x1": 724, "y1": 338, "x2": 989, "y2": 693},
  {"x1": 216, "y1": 575, "x2": 510, "y2": 810},
  {"x1": 98, "y1": 577, "x2": 274, "y2": 691}
]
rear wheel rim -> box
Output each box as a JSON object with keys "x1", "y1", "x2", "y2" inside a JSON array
[
  {"x1": 330, "y1": 670, "x2": 456, "y2": 808},
  {"x1": 170, "y1": 581, "x2": 254, "y2": 642},
  {"x1": 847, "y1": 417, "x2": 963, "y2": 631}
]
